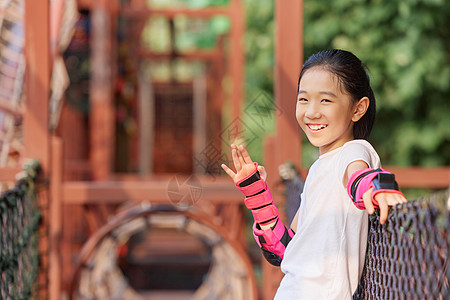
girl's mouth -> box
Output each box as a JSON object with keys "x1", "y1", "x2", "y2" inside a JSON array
[{"x1": 307, "y1": 124, "x2": 327, "y2": 131}]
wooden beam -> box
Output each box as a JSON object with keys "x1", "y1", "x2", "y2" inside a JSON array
[
  {"x1": 137, "y1": 65, "x2": 154, "y2": 175},
  {"x1": 230, "y1": 0, "x2": 245, "y2": 123},
  {"x1": 24, "y1": 0, "x2": 51, "y2": 170},
  {"x1": 262, "y1": 1, "x2": 304, "y2": 299},
  {"x1": 62, "y1": 177, "x2": 242, "y2": 204},
  {"x1": 24, "y1": 0, "x2": 53, "y2": 298},
  {"x1": 0, "y1": 167, "x2": 22, "y2": 182},
  {"x1": 274, "y1": 0, "x2": 303, "y2": 170},
  {"x1": 384, "y1": 166, "x2": 450, "y2": 189},
  {"x1": 49, "y1": 137, "x2": 63, "y2": 300},
  {"x1": 89, "y1": 1, "x2": 114, "y2": 180},
  {"x1": 121, "y1": 6, "x2": 232, "y2": 19},
  {"x1": 295, "y1": 166, "x2": 450, "y2": 190},
  {"x1": 138, "y1": 49, "x2": 222, "y2": 61}
]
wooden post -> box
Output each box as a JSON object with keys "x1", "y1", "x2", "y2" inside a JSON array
[
  {"x1": 138, "y1": 66, "x2": 154, "y2": 175},
  {"x1": 274, "y1": 0, "x2": 303, "y2": 169},
  {"x1": 90, "y1": 0, "x2": 114, "y2": 180},
  {"x1": 261, "y1": 0, "x2": 304, "y2": 299},
  {"x1": 230, "y1": 0, "x2": 245, "y2": 123},
  {"x1": 193, "y1": 74, "x2": 207, "y2": 173},
  {"x1": 24, "y1": 0, "x2": 53, "y2": 298},
  {"x1": 49, "y1": 137, "x2": 63, "y2": 299},
  {"x1": 24, "y1": 0, "x2": 51, "y2": 167}
]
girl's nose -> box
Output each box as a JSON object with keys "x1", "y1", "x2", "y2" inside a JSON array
[{"x1": 305, "y1": 102, "x2": 321, "y2": 119}]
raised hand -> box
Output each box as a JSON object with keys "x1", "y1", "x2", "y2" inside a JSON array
[{"x1": 221, "y1": 144, "x2": 267, "y2": 184}]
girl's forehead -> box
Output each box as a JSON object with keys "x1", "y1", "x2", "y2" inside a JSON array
[{"x1": 299, "y1": 67, "x2": 341, "y2": 92}]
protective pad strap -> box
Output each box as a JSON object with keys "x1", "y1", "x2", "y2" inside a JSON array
[
  {"x1": 252, "y1": 220, "x2": 295, "y2": 266},
  {"x1": 244, "y1": 189, "x2": 273, "y2": 210},
  {"x1": 251, "y1": 204, "x2": 279, "y2": 224},
  {"x1": 239, "y1": 180, "x2": 267, "y2": 197},
  {"x1": 235, "y1": 163, "x2": 267, "y2": 196},
  {"x1": 371, "y1": 173, "x2": 404, "y2": 204}
]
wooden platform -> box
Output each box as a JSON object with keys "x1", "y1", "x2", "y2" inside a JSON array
[{"x1": 138, "y1": 290, "x2": 195, "y2": 300}]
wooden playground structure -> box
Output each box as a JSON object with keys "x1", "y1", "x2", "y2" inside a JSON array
[{"x1": 0, "y1": 0, "x2": 449, "y2": 299}]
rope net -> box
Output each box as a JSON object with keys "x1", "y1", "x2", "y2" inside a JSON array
[
  {"x1": 0, "y1": 161, "x2": 41, "y2": 300},
  {"x1": 355, "y1": 190, "x2": 449, "y2": 299}
]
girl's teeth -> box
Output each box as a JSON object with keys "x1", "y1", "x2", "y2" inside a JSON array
[{"x1": 309, "y1": 124, "x2": 326, "y2": 130}]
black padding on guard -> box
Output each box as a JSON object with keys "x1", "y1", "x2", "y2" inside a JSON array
[
  {"x1": 372, "y1": 172, "x2": 399, "y2": 191},
  {"x1": 261, "y1": 248, "x2": 282, "y2": 266},
  {"x1": 238, "y1": 171, "x2": 261, "y2": 187}
]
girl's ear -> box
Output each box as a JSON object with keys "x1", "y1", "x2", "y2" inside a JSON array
[{"x1": 352, "y1": 97, "x2": 370, "y2": 122}]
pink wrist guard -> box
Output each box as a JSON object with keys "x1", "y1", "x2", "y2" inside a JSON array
[
  {"x1": 235, "y1": 162, "x2": 267, "y2": 196},
  {"x1": 347, "y1": 168, "x2": 404, "y2": 210},
  {"x1": 235, "y1": 161, "x2": 295, "y2": 266},
  {"x1": 235, "y1": 162, "x2": 278, "y2": 224},
  {"x1": 252, "y1": 220, "x2": 295, "y2": 266}
]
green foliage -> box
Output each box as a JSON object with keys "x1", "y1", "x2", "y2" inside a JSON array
[
  {"x1": 148, "y1": 0, "x2": 229, "y2": 8},
  {"x1": 303, "y1": 0, "x2": 450, "y2": 166},
  {"x1": 242, "y1": 0, "x2": 275, "y2": 163}
]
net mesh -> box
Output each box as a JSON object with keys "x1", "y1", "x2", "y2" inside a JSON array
[
  {"x1": 0, "y1": 161, "x2": 41, "y2": 300},
  {"x1": 354, "y1": 190, "x2": 449, "y2": 299}
]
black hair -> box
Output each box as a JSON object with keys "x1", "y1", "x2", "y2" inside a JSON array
[{"x1": 298, "y1": 49, "x2": 376, "y2": 140}]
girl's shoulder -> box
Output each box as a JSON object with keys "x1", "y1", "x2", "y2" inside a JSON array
[
  {"x1": 341, "y1": 139, "x2": 376, "y2": 153},
  {"x1": 338, "y1": 139, "x2": 381, "y2": 170}
]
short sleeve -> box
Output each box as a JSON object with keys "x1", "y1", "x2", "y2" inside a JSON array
[{"x1": 336, "y1": 140, "x2": 381, "y2": 183}]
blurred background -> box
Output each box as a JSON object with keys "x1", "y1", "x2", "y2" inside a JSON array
[{"x1": 0, "y1": 0, "x2": 449, "y2": 299}]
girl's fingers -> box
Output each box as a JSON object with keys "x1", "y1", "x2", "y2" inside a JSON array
[
  {"x1": 363, "y1": 188, "x2": 375, "y2": 215},
  {"x1": 231, "y1": 149, "x2": 242, "y2": 171},
  {"x1": 235, "y1": 146, "x2": 246, "y2": 166},
  {"x1": 386, "y1": 193, "x2": 407, "y2": 206},
  {"x1": 239, "y1": 145, "x2": 254, "y2": 164},
  {"x1": 397, "y1": 194, "x2": 408, "y2": 204},
  {"x1": 257, "y1": 165, "x2": 267, "y2": 182},
  {"x1": 232, "y1": 144, "x2": 248, "y2": 168},
  {"x1": 221, "y1": 163, "x2": 236, "y2": 179},
  {"x1": 378, "y1": 196, "x2": 389, "y2": 225}
]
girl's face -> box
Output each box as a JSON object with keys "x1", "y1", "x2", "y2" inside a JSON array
[{"x1": 296, "y1": 67, "x2": 357, "y2": 155}]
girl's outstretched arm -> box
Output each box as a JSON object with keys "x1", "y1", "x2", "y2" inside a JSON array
[
  {"x1": 345, "y1": 160, "x2": 407, "y2": 224},
  {"x1": 222, "y1": 144, "x2": 295, "y2": 266}
]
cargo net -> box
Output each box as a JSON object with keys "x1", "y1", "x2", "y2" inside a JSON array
[
  {"x1": 70, "y1": 205, "x2": 256, "y2": 300},
  {"x1": 0, "y1": 161, "x2": 41, "y2": 299},
  {"x1": 354, "y1": 190, "x2": 449, "y2": 299}
]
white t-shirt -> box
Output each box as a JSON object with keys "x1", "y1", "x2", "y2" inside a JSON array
[{"x1": 274, "y1": 140, "x2": 381, "y2": 299}]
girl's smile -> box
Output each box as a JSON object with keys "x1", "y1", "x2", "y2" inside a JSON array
[{"x1": 306, "y1": 123, "x2": 328, "y2": 131}]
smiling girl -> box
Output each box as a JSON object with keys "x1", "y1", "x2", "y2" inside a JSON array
[{"x1": 221, "y1": 49, "x2": 407, "y2": 299}]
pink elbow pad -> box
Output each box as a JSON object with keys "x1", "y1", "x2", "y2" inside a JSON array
[{"x1": 347, "y1": 168, "x2": 404, "y2": 210}]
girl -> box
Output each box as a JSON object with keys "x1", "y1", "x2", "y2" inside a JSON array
[{"x1": 221, "y1": 49, "x2": 407, "y2": 299}]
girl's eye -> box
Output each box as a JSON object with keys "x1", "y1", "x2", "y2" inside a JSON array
[
  {"x1": 321, "y1": 99, "x2": 332, "y2": 103},
  {"x1": 298, "y1": 98, "x2": 308, "y2": 102}
]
